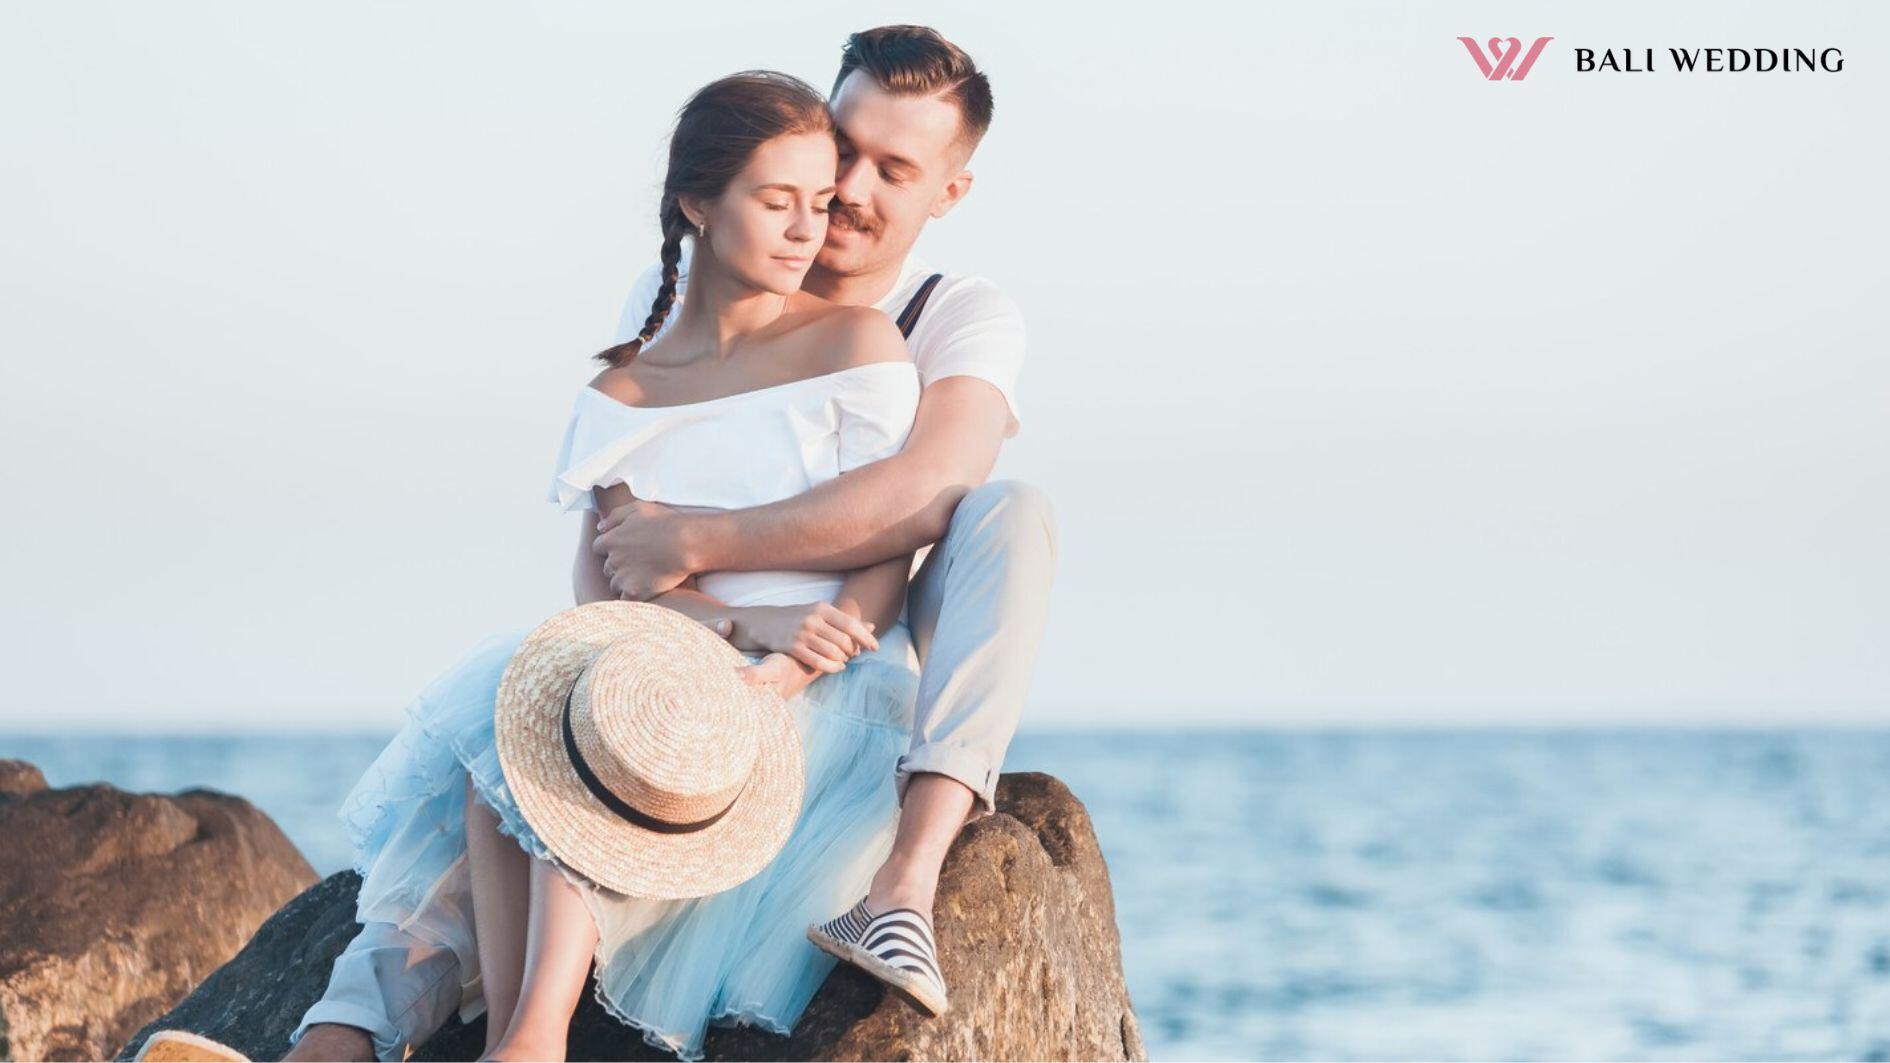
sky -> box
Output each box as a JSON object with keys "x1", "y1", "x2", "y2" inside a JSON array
[{"x1": 1, "y1": 1, "x2": 1884, "y2": 733}]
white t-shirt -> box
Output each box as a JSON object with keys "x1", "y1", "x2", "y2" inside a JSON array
[{"x1": 612, "y1": 239, "x2": 1024, "y2": 437}]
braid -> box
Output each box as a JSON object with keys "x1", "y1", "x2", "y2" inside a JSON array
[
  {"x1": 641, "y1": 205, "x2": 689, "y2": 347},
  {"x1": 594, "y1": 202, "x2": 689, "y2": 368}
]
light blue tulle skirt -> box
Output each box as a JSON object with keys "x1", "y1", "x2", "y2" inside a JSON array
[{"x1": 336, "y1": 618, "x2": 920, "y2": 1062}]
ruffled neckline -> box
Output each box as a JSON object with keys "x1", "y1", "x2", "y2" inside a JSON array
[{"x1": 581, "y1": 361, "x2": 915, "y2": 415}]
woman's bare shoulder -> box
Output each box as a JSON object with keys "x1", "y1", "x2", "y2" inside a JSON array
[
  {"x1": 797, "y1": 302, "x2": 907, "y2": 373},
  {"x1": 586, "y1": 364, "x2": 643, "y2": 404}
]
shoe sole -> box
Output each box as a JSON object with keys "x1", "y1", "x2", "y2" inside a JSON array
[{"x1": 806, "y1": 924, "x2": 950, "y2": 1017}]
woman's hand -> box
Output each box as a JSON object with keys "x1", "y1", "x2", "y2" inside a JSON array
[
  {"x1": 726, "y1": 603, "x2": 879, "y2": 675},
  {"x1": 738, "y1": 652, "x2": 821, "y2": 700}
]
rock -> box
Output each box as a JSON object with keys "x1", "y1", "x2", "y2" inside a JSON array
[
  {"x1": 0, "y1": 767, "x2": 318, "y2": 1062},
  {"x1": 121, "y1": 771, "x2": 1145, "y2": 1061},
  {"x1": 116, "y1": 872, "x2": 370, "y2": 1063},
  {"x1": 0, "y1": 760, "x2": 47, "y2": 798}
]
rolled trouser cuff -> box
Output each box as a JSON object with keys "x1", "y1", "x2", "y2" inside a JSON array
[
  {"x1": 895, "y1": 742, "x2": 999, "y2": 820},
  {"x1": 290, "y1": 1000, "x2": 407, "y2": 1063},
  {"x1": 291, "y1": 916, "x2": 467, "y2": 1063}
]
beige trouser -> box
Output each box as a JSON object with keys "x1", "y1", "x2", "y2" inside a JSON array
[
  {"x1": 895, "y1": 479, "x2": 1058, "y2": 820},
  {"x1": 291, "y1": 479, "x2": 1057, "y2": 1060}
]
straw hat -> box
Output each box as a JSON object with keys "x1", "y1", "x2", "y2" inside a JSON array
[{"x1": 493, "y1": 600, "x2": 803, "y2": 899}]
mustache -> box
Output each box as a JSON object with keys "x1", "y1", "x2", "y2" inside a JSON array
[{"x1": 829, "y1": 204, "x2": 877, "y2": 234}]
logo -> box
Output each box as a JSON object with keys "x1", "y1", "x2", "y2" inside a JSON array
[{"x1": 1458, "y1": 36, "x2": 1554, "y2": 81}]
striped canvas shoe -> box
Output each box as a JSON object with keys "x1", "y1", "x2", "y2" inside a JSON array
[{"x1": 807, "y1": 896, "x2": 950, "y2": 1016}]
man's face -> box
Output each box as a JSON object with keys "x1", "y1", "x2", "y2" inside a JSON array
[{"x1": 819, "y1": 72, "x2": 973, "y2": 278}]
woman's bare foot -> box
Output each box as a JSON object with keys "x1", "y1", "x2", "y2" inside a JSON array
[{"x1": 281, "y1": 1023, "x2": 375, "y2": 1062}]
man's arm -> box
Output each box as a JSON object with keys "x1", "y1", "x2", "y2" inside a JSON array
[
  {"x1": 594, "y1": 376, "x2": 1010, "y2": 598},
  {"x1": 703, "y1": 377, "x2": 1010, "y2": 569},
  {"x1": 577, "y1": 508, "x2": 726, "y2": 618}
]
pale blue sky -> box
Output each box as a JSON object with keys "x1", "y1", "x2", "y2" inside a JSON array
[{"x1": 2, "y1": 1, "x2": 1884, "y2": 732}]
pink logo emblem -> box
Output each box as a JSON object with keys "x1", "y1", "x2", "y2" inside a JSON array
[{"x1": 1458, "y1": 36, "x2": 1554, "y2": 81}]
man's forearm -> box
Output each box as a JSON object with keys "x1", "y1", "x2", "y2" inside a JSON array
[
  {"x1": 600, "y1": 378, "x2": 1013, "y2": 589},
  {"x1": 689, "y1": 453, "x2": 967, "y2": 573}
]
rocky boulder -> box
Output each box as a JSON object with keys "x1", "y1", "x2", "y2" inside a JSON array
[
  {"x1": 121, "y1": 771, "x2": 1145, "y2": 1061},
  {"x1": 0, "y1": 760, "x2": 318, "y2": 1062}
]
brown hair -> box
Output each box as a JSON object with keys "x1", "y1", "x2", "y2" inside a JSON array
[
  {"x1": 833, "y1": 25, "x2": 993, "y2": 153},
  {"x1": 596, "y1": 71, "x2": 833, "y2": 367}
]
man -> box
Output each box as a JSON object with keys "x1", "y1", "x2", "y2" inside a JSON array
[{"x1": 286, "y1": 25, "x2": 1051, "y2": 1061}]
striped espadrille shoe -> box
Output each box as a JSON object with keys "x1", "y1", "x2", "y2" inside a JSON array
[{"x1": 807, "y1": 896, "x2": 949, "y2": 1016}]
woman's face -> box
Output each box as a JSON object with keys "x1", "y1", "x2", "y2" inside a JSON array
[{"x1": 695, "y1": 131, "x2": 838, "y2": 296}]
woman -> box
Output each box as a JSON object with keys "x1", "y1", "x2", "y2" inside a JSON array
[{"x1": 335, "y1": 71, "x2": 928, "y2": 1062}]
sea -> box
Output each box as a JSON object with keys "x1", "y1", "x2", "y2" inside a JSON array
[{"x1": 8, "y1": 728, "x2": 1890, "y2": 1062}]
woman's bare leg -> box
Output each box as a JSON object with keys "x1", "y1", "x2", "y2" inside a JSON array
[
  {"x1": 464, "y1": 773, "x2": 531, "y2": 1055},
  {"x1": 485, "y1": 857, "x2": 600, "y2": 1062}
]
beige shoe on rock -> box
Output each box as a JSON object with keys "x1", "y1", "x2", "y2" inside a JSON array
[{"x1": 132, "y1": 1030, "x2": 251, "y2": 1062}]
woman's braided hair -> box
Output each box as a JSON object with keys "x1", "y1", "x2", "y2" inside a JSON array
[{"x1": 596, "y1": 71, "x2": 833, "y2": 367}]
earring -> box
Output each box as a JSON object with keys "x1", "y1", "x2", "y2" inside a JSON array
[{"x1": 696, "y1": 221, "x2": 707, "y2": 238}]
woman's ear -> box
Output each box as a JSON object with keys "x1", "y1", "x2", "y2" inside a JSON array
[{"x1": 678, "y1": 195, "x2": 710, "y2": 233}]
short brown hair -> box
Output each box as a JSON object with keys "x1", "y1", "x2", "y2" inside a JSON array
[{"x1": 834, "y1": 25, "x2": 993, "y2": 154}]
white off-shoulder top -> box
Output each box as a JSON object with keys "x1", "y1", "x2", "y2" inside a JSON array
[{"x1": 547, "y1": 360, "x2": 920, "y2": 608}]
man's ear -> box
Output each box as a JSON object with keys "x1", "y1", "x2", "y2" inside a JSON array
[{"x1": 929, "y1": 170, "x2": 974, "y2": 220}]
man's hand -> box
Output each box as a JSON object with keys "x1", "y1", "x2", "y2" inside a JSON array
[{"x1": 595, "y1": 498, "x2": 694, "y2": 600}]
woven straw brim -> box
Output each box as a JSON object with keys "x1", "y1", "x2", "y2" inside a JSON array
[{"x1": 493, "y1": 601, "x2": 802, "y2": 899}]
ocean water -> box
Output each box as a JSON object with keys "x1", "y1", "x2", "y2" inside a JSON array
[{"x1": 8, "y1": 728, "x2": 1890, "y2": 1061}]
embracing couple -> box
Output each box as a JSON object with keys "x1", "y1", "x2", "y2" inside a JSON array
[{"x1": 262, "y1": 24, "x2": 1048, "y2": 1063}]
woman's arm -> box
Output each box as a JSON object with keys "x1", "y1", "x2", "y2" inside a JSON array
[
  {"x1": 833, "y1": 552, "x2": 913, "y2": 636},
  {"x1": 719, "y1": 551, "x2": 908, "y2": 669},
  {"x1": 737, "y1": 552, "x2": 913, "y2": 699},
  {"x1": 579, "y1": 508, "x2": 882, "y2": 673},
  {"x1": 574, "y1": 509, "x2": 616, "y2": 605}
]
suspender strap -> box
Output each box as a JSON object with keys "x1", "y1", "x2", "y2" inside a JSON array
[{"x1": 894, "y1": 273, "x2": 945, "y2": 339}]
